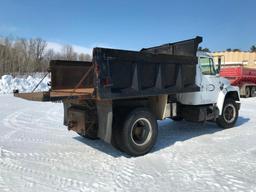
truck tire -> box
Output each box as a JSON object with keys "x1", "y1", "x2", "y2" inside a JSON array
[
  {"x1": 216, "y1": 99, "x2": 238, "y2": 129},
  {"x1": 245, "y1": 87, "x2": 251, "y2": 98},
  {"x1": 118, "y1": 108, "x2": 158, "y2": 156},
  {"x1": 251, "y1": 87, "x2": 256, "y2": 97}
]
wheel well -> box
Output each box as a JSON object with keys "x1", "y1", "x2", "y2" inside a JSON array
[
  {"x1": 113, "y1": 95, "x2": 168, "y2": 120},
  {"x1": 113, "y1": 98, "x2": 148, "y2": 114},
  {"x1": 225, "y1": 91, "x2": 240, "y2": 101}
]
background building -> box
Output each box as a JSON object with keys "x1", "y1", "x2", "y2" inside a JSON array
[{"x1": 212, "y1": 51, "x2": 256, "y2": 68}]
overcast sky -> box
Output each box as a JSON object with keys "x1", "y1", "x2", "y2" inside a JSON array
[{"x1": 0, "y1": 0, "x2": 255, "y2": 53}]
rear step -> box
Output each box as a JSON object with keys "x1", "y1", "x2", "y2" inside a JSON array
[
  {"x1": 13, "y1": 90, "x2": 50, "y2": 102},
  {"x1": 13, "y1": 88, "x2": 95, "y2": 102}
]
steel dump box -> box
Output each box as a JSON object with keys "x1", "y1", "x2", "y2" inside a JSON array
[{"x1": 14, "y1": 36, "x2": 202, "y2": 101}]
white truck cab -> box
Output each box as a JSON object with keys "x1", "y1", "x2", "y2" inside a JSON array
[{"x1": 175, "y1": 51, "x2": 240, "y2": 128}]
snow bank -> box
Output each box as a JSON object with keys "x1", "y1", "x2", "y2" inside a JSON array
[{"x1": 0, "y1": 74, "x2": 50, "y2": 94}]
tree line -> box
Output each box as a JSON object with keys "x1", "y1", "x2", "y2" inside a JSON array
[{"x1": 0, "y1": 36, "x2": 91, "y2": 76}]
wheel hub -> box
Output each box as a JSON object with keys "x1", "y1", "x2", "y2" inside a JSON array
[
  {"x1": 223, "y1": 104, "x2": 236, "y2": 123},
  {"x1": 131, "y1": 118, "x2": 152, "y2": 146}
]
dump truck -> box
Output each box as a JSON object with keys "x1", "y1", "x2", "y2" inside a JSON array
[
  {"x1": 220, "y1": 65, "x2": 256, "y2": 97},
  {"x1": 14, "y1": 37, "x2": 240, "y2": 156}
]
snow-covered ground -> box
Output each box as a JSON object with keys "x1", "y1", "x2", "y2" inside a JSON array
[
  {"x1": 0, "y1": 75, "x2": 50, "y2": 94},
  {"x1": 0, "y1": 95, "x2": 256, "y2": 192}
]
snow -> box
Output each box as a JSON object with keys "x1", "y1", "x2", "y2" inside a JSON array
[
  {"x1": 0, "y1": 74, "x2": 50, "y2": 94},
  {"x1": 0, "y1": 95, "x2": 256, "y2": 192}
]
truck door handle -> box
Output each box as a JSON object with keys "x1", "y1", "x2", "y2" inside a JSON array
[{"x1": 220, "y1": 83, "x2": 224, "y2": 90}]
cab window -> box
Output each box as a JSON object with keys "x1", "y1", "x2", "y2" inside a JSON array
[{"x1": 199, "y1": 57, "x2": 216, "y2": 75}]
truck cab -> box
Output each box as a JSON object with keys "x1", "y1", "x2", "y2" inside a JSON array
[{"x1": 175, "y1": 51, "x2": 240, "y2": 128}]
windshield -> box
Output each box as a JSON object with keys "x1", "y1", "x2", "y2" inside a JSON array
[{"x1": 199, "y1": 57, "x2": 217, "y2": 75}]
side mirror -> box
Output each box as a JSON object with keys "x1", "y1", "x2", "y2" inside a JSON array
[{"x1": 216, "y1": 57, "x2": 221, "y2": 74}]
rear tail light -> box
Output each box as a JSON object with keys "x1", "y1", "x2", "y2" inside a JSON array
[{"x1": 95, "y1": 63, "x2": 100, "y2": 76}]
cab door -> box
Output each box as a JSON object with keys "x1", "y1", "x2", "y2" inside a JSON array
[{"x1": 199, "y1": 57, "x2": 221, "y2": 104}]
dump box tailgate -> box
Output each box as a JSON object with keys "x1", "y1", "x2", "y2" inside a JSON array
[{"x1": 14, "y1": 60, "x2": 95, "y2": 101}]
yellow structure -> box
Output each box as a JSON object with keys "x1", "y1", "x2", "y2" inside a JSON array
[{"x1": 212, "y1": 51, "x2": 256, "y2": 67}]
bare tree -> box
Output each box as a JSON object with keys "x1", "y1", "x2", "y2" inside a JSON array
[
  {"x1": 79, "y1": 53, "x2": 92, "y2": 61},
  {"x1": 45, "y1": 49, "x2": 55, "y2": 62},
  {"x1": 32, "y1": 38, "x2": 47, "y2": 71},
  {"x1": 0, "y1": 35, "x2": 92, "y2": 76},
  {"x1": 62, "y1": 45, "x2": 77, "y2": 60},
  {"x1": 0, "y1": 37, "x2": 13, "y2": 74}
]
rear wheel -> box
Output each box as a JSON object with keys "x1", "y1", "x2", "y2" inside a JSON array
[
  {"x1": 245, "y1": 87, "x2": 251, "y2": 98},
  {"x1": 114, "y1": 108, "x2": 158, "y2": 156},
  {"x1": 251, "y1": 87, "x2": 256, "y2": 97},
  {"x1": 216, "y1": 99, "x2": 238, "y2": 129}
]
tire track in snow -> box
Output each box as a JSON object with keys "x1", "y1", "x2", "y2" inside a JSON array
[
  {"x1": 163, "y1": 149, "x2": 253, "y2": 192},
  {"x1": 221, "y1": 174, "x2": 247, "y2": 191},
  {"x1": 1, "y1": 148, "x2": 83, "y2": 160},
  {"x1": 2, "y1": 108, "x2": 68, "y2": 139},
  {"x1": 0, "y1": 158, "x2": 89, "y2": 192},
  {"x1": 1, "y1": 111, "x2": 25, "y2": 140},
  {"x1": 3, "y1": 108, "x2": 61, "y2": 130},
  {"x1": 159, "y1": 150, "x2": 223, "y2": 192},
  {"x1": 7, "y1": 135, "x2": 79, "y2": 148},
  {"x1": 1, "y1": 112, "x2": 71, "y2": 148},
  {"x1": 0, "y1": 175, "x2": 11, "y2": 192},
  {"x1": 45, "y1": 106, "x2": 63, "y2": 123},
  {"x1": 0, "y1": 148, "x2": 102, "y2": 172},
  {"x1": 0, "y1": 155, "x2": 116, "y2": 192},
  {"x1": 3, "y1": 110, "x2": 40, "y2": 131},
  {"x1": 112, "y1": 158, "x2": 136, "y2": 191}
]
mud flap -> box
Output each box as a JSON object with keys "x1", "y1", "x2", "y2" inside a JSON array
[
  {"x1": 96, "y1": 100, "x2": 113, "y2": 143},
  {"x1": 67, "y1": 105, "x2": 98, "y2": 138}
]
